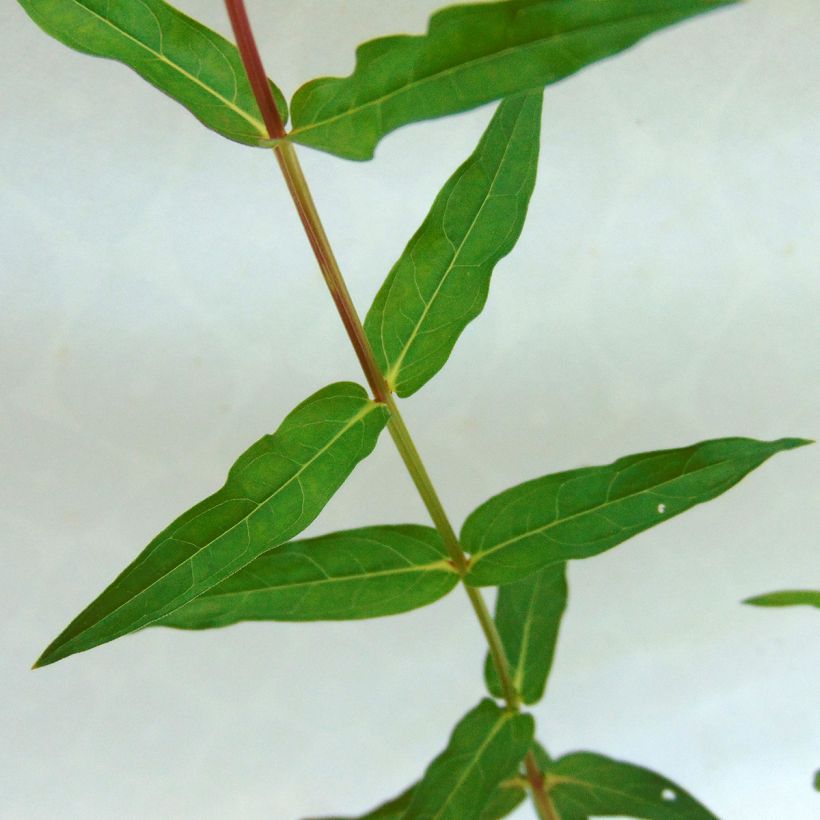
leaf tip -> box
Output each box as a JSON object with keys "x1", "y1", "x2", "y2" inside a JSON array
[{"x1": 775, "y1": 437, "x2": 814, "y2": 450}]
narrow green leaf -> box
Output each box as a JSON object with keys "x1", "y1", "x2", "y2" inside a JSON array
[
  {"x1": 34, "y1": 383, "x2": 388, "y2": 668},
  {"x1": 404, "y1": 698, "x2": 534, "y2": 819},
  {"x1": 306, "y1": 777, "x2": 526, "y2": 820},
  {"x1": 814, "y1": 769, "x2": 820, "y2": 792},
  {"x1": 485, "y1": 563, "x2": 567, "y2": 705},
  {"x1": 743, "y1": 590, "x2": 820, "y2": 610},
  {"x1": 157, "y1": 525, "x2": 459, "y2": 628},
  {"x1": 18, "y1": 0, "x2": 287, "y2": 146},
  {"x1": 364, "y1": 92, "x2": 542, "y2": 397},
  {"x1": 464, "y1": 438, "x2": 811, "y2": 587},
  {"x1": 289, "y1": 0, "x2": 737, "y2": 160},
  {"x1": 543, "y1": 752, "x2": 717, "y2": 819}
]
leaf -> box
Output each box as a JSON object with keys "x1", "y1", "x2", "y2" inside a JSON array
[
  {"x1": 364, "y1": 92, "x2": 542, "y2": 397},
  {"x1": 305, "y1": 785, "x2": 415, "y2": 820},
  {"x1": 306, "y1": 776, "x2": 526, "y2": 820},
  {"x1": 156, "y1": 525, "x2": 459, "y2": 628},
  {"x1": 288, "y1": 0, "x2": 737, "y2": 160},
  {"x1": 34, "y1": 383, "x2": 388, "y2": 668},
  {"x1": 404, "y1": 698, "x2": 534, "y2": 820},
  {"x1": 478, "y1": 781, "x2": 527, "y2": 820},
  {"x1": 464, "y1": 438, "x2": 811, "y2": 586},
  {"x1": 542, "y1": 751, "x2": 717, "y2": 819},
  {"x1": 743, "y1": 590, "x2": 820, "y2": 610},
  {"x1": 485, "y1": 563, "x2": 567, "y2": 704},
  {"x1": 18, "y1": 0, "x2": 287, "y2": 146}
]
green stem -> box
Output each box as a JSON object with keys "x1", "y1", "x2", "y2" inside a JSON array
[
  {"x1": 223, "y1": 0, "x2": 522, "y2": 712},
  {"x1": 385, "y1": 395, "x2": 521, "y2": 710}
]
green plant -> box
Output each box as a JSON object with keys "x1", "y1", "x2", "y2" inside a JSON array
[{"x1": 19, "y1": 0, "x2": 811, "y2": 817}]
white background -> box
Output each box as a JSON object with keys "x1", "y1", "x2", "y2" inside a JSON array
[{"x1": 1, "y1": 1, "x2": 818, "y2": 818}]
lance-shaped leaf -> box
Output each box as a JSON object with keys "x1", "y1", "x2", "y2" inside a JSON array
[
  {"x1": 404, "y1": 698, "x2": 534, "y2": 819},
  {"x1": 464, "y1": 438, "x2": 810, "y2": 587},
  {"x1": 34, "y1": 383, "x2": 388, "y2": 668},
  {"x1": 157, "y1": 525, "x2": 459, "y2": 628},
  {"x1": 18, "y1": 0, "x2": 287, "y2": 146},
  {"x1": 289, "y1": 0, "x2": 737, "y2": 160},
  {"x1": 541, "y1": 751, "x2": 717, "y2": 819},
  {"x1": 307, "y1": 776, "x2": 526, "y2": 820},
  {"x1": 364, "y1": 92, "x2": 541, "y2": 397},
  {"x1": 485, "y1": 563, "x2": 567, "y2": 704},
  {"x1": 743, "y1": 590, "x2": 820, "y2": 610}
]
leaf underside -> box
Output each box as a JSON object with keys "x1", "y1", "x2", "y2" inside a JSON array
[
  {"x1": 543, "y1": 751, "x2": 718, "y2": 819},
  {"x1": 34, "y1": 383, "x2": 388, "y2": 668},
  {"x1": 289, "y1": 0, "x2": 738, "y2": 160},
  {"x1": 405, "y1": 699, "x2": 534, "y2": 820},
  {"x1": 364, "y1": 91, "x2": 542, "y2": 398},
  {"x1": 743, "y1": 590, "x2": 820, "y2": 610},
  {"x1": 157, "y1": 525, "x2": 459, "y2": 628},
  {"x1": 464, "y1": 438, "x2": 810, "y2": 587},
  {"x1": 18, "y1": 0, "x2": 287, "y2": 145},
  {"x1": 485, "y1": 562, "x2": 567, "y2": 705}
]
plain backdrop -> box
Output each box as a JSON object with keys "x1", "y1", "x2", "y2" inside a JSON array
[{"x1": 1, "y1": 1, "x2": 818, "y2": 818}]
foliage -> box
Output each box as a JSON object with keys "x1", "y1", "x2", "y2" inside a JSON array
[{"x1": 19, "y1": 0, "x2": 811, "y2": 817}]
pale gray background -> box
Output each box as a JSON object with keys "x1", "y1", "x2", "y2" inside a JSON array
[{"x1": 1, "y1": 1, "x2": 818, "y2": 818}]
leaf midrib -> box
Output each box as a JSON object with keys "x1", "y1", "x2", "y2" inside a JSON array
[
  {"x1": 66, "y1": 0, "x2": 267, "y2": 136},
  {"x1": 52, "y1": 401, "x2": 379, "y2": 656},
  {"x1": 290, "y1": 5, "x2": 710, "y2": 141},
  {"x1": 547, "y1": 768, "x2": 700, "y2": 814},
  {"x1": 512, "y1": 570, "x2": 544, "y2": 693},
  {"x1": 199, "y1": 558, "x2": 456, "y2": 600},
  {"x1": 471, "y1": 457, "x2": 733, "y2": 565}
]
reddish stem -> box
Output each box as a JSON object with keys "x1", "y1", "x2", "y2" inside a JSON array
[{"x1": 224, "y1": 0, "x2": 286, "y2": 140}]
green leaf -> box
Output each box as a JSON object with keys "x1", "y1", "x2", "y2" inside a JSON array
[
  {"x1": 404, "y1": 698, "x2": 534, "y2": 820},
  {"x1": 743, "y1": 590, "x2": 820, "y2": 610},
  {"x1": 542, "y1": 751, "x2": 717, "y2": 819},
  {"x1": 464, "y1": 438, "x2": 811, "y2": 587},
  {"x1": 478, "y1": 781, "x2": 527, "y2": 820},
  {"x1": 18, "y1": 0, "x2": 287, "y2": 146},
  {"x1": 814, "y1": 769, "x2": 820, "y2": 792},
  {"x1": 306, "y1": 776, "x2": 526, "y2": 820},
  {"x1": 34, "y1": 383, "x2": 388, "y2": 668},
  {"x1": 485, "y1": 563, "x2": 567, "y2": 705},
  {"x1": 289, "y1": 0, "x2": 738, "y2": 160},
  {"x1": 364, "y1": 92, "x2": 542, "y2": 397},
  {"x1": 306, "y1": 785, "x2": 415, "y2": 820},
  {"x1": 156, "y1": 525, "x2": 459, "y2": 628}
]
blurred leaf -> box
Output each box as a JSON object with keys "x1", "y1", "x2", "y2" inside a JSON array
[
  {"x1": 34, "y1": 383, "x2": 388, "y2": 667},
  {"x1": 158, "y1": 525, "x2": 458, "y2": 628},
  {"x1": 18, "y1": 0, "x2": 287, "y2": 145},
  {"x1": 289, "y1": 0, "x2": 737, "y2": 160},
  {"x1": 542, "y1": 751, "x2": 717, "y2": 819},
  {"x1": 307, "y1": 774, "x2": 526, "y2": 819},
  {"x1": 464, "y1": 438, "x2": 810, "y2": 586},
  {"x1": 485, "y1": 563, "x2": 567, "y2": 704},
  {"x1": 743, "y1": 590, "x2": 820, "y2": 610},
  {"x1": 405, "y1": 699, "x2": 534, "y2": 819},
  {"x1": 365, "y1": 92, "x2": 541, "y2": 397}
]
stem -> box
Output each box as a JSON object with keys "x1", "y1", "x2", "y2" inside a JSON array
[
  {"x1": 385, "y1": 394, "x2": 520, "y2": 710},
  {"x1": 223, "y1": 0, "x2": 521, "y2": 710},
  {"x1": 524, "y1": 751, "x2": 559, "y2": 820}
]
